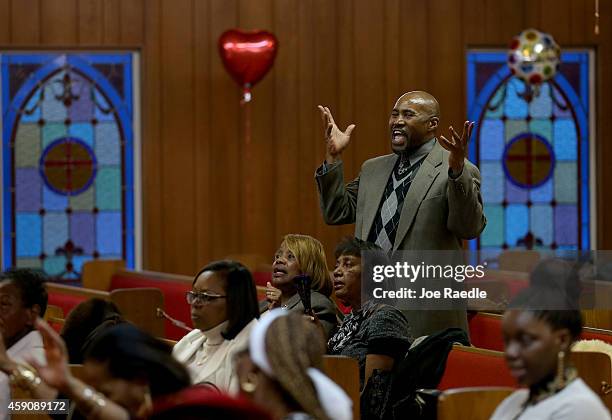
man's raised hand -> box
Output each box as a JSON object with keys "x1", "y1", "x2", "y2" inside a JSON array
[
  {"x1": 318, "y1": 105, "x2": 355, "y2": 164},
  {"x1": 439, "y1": 120, "x2": 474, "y2": 175}
]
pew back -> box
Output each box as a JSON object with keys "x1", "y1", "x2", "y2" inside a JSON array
[
  {"x1": 322, "y1": 355, "x2": 360, "y2": 420},
  {"x1": 572, "y1": 351, "x2": 612, "y2": 411},
  {"x1": 437, "y1": 387, "x2": 514, "y2": 420},
  {"x1": 438, "y1": 345, "x2": 516, "y2": 390}
]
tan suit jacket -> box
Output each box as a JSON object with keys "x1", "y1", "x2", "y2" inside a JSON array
[{"x1": 315, "y1": 141, "x2": 486, "y2": 337}]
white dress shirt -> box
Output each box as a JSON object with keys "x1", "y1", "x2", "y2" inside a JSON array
[
  {"x1": 173, "y1": 319, "x2": 256, "y2": 393},
  {"x1": 0, "y1": 330, "x2": 46, "y2": 420},
  {"x1": 490, "y1": 378, "x2": 610, "y2": 420}
]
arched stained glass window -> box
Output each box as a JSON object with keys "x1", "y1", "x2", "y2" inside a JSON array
[
  {"x1": 466, "y1": 51, "x2": 593, "y2": 254},
  {"x1": 1, "y1": 53, "x2": 139, "y2": 281}
]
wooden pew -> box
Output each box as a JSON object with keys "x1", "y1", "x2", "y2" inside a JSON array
[
  {"x1": 470, "y1": 311, "x2": 612, "y2": 352},
  {"x1": 572, "y1": 351, "x2": 612, "y2": 411},
  {"x1": 80, "y1": 259, "x2": 270, "y2": 339},
  {"x1": 498, "y1": 250, "x2": 541, "y2": 272},
  {"x1": 438, "y1": 345, "x2": 516, "y2": 390},
  {"x1": 322, "y1": 355, "x2": 360, "y2": 420},
  {"x1": 468, "y1": 312, "x2": 504, "y2": 351},
  {"x1": 437, "y1": 387, "x2": 514, "y2": 420},
  {"x1": 44, "y1": 304, "x2": 65, "y2": 332},
  {"x1": 46, "y1": 283, "x2": 165, "y2": 336}
]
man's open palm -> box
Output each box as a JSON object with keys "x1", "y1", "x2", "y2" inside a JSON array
[{"x1": 318, "y1": 105, "x2": 355, "y2": 163}]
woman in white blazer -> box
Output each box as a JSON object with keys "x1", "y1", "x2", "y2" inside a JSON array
[{"x1": 173, "y1": 260, "x2": 260, "y2": 393}]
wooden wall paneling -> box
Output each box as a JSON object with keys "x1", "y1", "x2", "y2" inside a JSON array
[
  {"x1": 428, "y1": 0, "x2": 464, "y2": 135},
  {"x1": 332, "y1": 0, "x2": 358, "y2": 253},
  {"x1": 383, "y1": 0, "x2": 400, "y2": 110},
  {"x1": 580, "y1": 0, "x2": 600, "y2": 45},
  {"x1": 539, "y1": 0, "x2": 572, "y2": 45},
  {"x1": 297, "y1": 0, "x2": 317, "y2": 237},
  {"x1": 40, "y1": 0, "x2": 77, "y2": 45},
  {"x1": 463, "y1": 0, "x2": 487, "y2": 45},
  {"x1": 142, "y1": 0, "x2": 163, "y2": 270},
  {"x1": 10, "y1": 0, "x2": 41, "y2": 45},
  {"x1": 596, "y1": 0, "x2": 612, "y2": 248},
  {"x1": 523, "y1": 0, "x2": 542, "y2": 30},
  {"x1": 336, "y1": 0, "x2": 355, "y2": 183},
  {"x1": 194, "y1": 0, "x2": 212, "y2": 268},
  {"x1": 209, "y1": 0, "x2": 240, "y2": 261},
  {"x1": 77, "y1": 0, "x2": 104, "y2": 45},
  {"x1": 489, "y1": 0, "x2": 525, "y2": 45},
  {"x1": 312, "y1": 0, "x2": 340, "y2": 254},
  {"x1": 159, "y1": 0, "x2": 196, "y2": 273},
  {"x1": 119, "y1": 0, "x2": 144, "y2": 46},
  {"x1": 273, "y1": 0, "x2": 302, "y2": 247},
  {"x1": 102, "y1": 0, "x2": 120, "y2": 45},
  {"x1": 569, "y1": 0, "x2": 588, "y2": 45},
  {"x1": 238, "y1": 0, "x2": 276, "y2": 259},
  {"x1": 0, "y1": 0, "x2": 11, "y2": 43},
  {"x1": 353, "y1": 0, "x2": 386, "y2": 163},
  {"x1": 398, "y1": 0, "x2": 429, "y2": 95}
]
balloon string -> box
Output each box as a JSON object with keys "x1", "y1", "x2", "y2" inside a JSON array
[{"x1": 242, "y1": 94, "x2": 253, "y2": 242}]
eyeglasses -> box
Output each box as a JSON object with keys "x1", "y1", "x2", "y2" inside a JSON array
[{"x1": 185, "y1": 291, "x2": 226, "y2": 305}]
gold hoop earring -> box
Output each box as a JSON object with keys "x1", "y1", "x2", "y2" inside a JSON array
[
  {"x1": 557, "y1": 350, "x2": 566, "y2": 387},
  {"x1": 240, "y1": 372, "x2": 258, "y2": 393}
]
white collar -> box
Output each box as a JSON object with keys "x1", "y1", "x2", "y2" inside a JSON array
[{"x1": 201, "y1": 320, "x2": 229, "y2": 345}]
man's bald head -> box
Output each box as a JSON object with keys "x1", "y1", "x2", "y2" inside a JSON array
[{"x1": 395, "y1": 91, "x2": 440, "y2": 118}]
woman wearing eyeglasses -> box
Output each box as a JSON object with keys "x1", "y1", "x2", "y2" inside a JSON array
[{"x1": 173, "y1": 260, "x2": 260, "y2": 393}]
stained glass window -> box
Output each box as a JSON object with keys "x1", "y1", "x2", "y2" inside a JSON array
[
  {"x1": 1, "y1": 53, "x2": 137, "y2": 281},
  {"x1": 466, "y1": 51, "x2": 592, "y2": 253}
]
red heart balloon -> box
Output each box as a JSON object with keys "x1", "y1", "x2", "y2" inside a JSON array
[{"x1": 218, "y1": 29, "x2": 278, "y2": 93}]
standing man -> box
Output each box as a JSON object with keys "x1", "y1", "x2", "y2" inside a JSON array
[{"x1": 315, "y1": 91, "x2": 486, "y2": 337}]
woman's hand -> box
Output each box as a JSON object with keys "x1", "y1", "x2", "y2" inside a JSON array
[
  {"x1": 266, "y1": 282, "x2": 282, "y2": 310},
  {"x1": 27, "y1": 318, "x2": 72, "y2": 394},
  {"x1": 303, "y1": 310, "x2": 326, "y2": 340}
]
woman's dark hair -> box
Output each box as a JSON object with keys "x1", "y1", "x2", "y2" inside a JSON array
[
  {"x1": 85, "y1": 323, "x2": 190, "y2": 397},
  {"x1": 0, "y1": 268, "x2": 48, "y2": 317},
  {"x1": 61, "y1": 298, "x2": 124, "y2": 364},
  {"x1": 334, "y1": 236, "x2": 384, "y2": 259},
  {"x1": 194, "y1": 260, "x2": 260, "y2": 340},
  {"x1": 509, "y1": 259, "x2": 583, "y2": 341}
]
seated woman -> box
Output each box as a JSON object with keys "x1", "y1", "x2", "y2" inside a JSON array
[
  {"x1": 264, "y1": 234, "x2": 338, "y2": 337},
  {"x1": 491, "y1": 279, "x2": 610, "y2": 419},
  {"x1": 0, "y1": 268, "x2": 48, "y2": 419},
  {"x1": 173, "y1": 260, "x2": 260, "y2": 392},
  {"x1": 30, "y1": 320, "x2": 191, "y2": 420},
  {"x1": 327, "y1": 237, "x2": 412, "y2": 418},
  {"x1": 235, "y1": 309, "x2": 352, "y2": 420},
  {"x1": 61, "y1": 298, "x2": 124, "y2": 364}
]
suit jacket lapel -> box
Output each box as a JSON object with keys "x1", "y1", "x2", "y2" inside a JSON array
[
  {"x1": 361, "y1": 155, "x2": 397, "y2": 239},
  {"x1": 393, "y1": 142, "x2": 443, "y2": 250},
  {"x1": 285, "y1": 293, "x2": 302, "y2": 309}
]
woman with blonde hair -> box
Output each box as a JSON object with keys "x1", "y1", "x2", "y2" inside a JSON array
[
  {"x1": 263, "y1": 234, "x2": 338, "y2": 337},
  {"x1": 235, "y1": 310, "x2": 351, "y2": 420}
]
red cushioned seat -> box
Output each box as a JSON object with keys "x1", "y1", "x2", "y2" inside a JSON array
[
  {"x1": 580, "y1": 328, "x2": 612, "y2": 345},
  {"x1": 438, "y1": 347, "x2": 517, "y2": 390},
  {"x1": 468, "y1": 313, "x2": 504, "y2": 352},
  {"x1": 152, "y1": 385, "x2": 272, "y2": 420},
  {"x1": 253, "y1": 271, "x2": 271, "y2": 287},
  {"x1": 47, "y1": 293, "x2": 88, "y2": 320},
  {"x1": 506, "y1": 279, "x2": 529, "y2": 298},
  {"x1": 110, "y1": 274, "x2": 191, "y2": 340}
]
